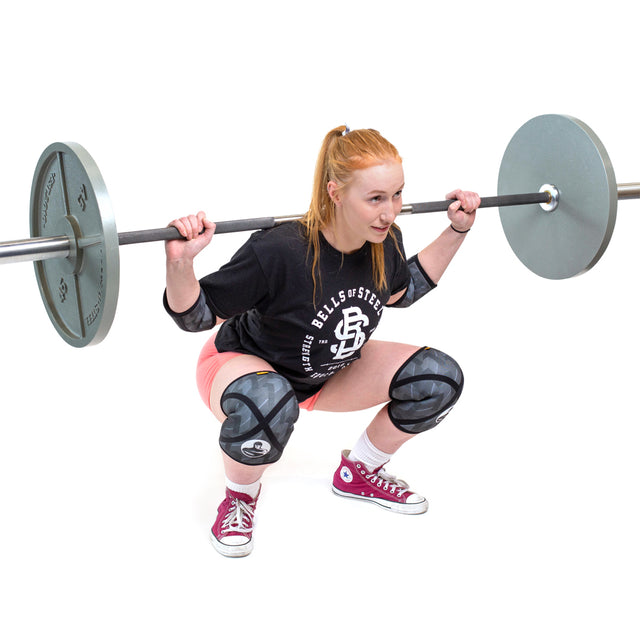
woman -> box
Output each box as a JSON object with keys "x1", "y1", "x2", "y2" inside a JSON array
[{"x1": 164, "y1": 126, "x2": 480, "y2": 557}]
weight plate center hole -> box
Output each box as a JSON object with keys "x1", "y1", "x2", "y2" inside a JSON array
[{"x1": 539, "y1": 184, "x2": 560, "y2": 212}]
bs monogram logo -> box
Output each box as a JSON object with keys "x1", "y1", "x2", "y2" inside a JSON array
[{"x1": 330, "y1": 307, "x2": 370, "y2": 360}]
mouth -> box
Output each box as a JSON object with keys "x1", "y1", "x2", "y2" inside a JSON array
[{"x1": 371, "y1": 225, "x2": 390, "y2": 234}]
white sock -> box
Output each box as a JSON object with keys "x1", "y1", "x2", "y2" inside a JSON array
[
  {"x1": 225, "y1": 476, "x2": 261, "y2": 499},
  {"x1": 348, "y1": 431, "x2": 391, "y2": 472}
]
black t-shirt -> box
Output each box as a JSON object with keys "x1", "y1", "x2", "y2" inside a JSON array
[{"x1": 199, "y1": 222, "x2": 411, "y2": 400}]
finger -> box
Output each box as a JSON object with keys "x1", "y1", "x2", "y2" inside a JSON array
[
  {"x1": 465, "y1": 193, "x2": 481, "y2": 212},
  {"x1": 197, "y1": 212, "x2": 217, "y2": 238},
  {"x1": 196, "y1": 210, "x2": 209, "y2": 230},
  {"x1": 169, "y1": 218, "x2": 189, "y2": 239},
  {"x1": 460, "y1": 194, "x2": 474, "y2": 212},
  {"x1": 447, "y1": 199, "x2": 461, "y2": 214},
  {"x1": 176, "y1": 216, "x2": 199, "y2": 240},
  {"x1": 185, "y1": 215, "x2": 202, "y2": 239},
  {"x1": 192, "y1": 212, "x2": 216, "y2": 240},
  {"x1": 203, "y1": 219, "x2": 217, "y2": 236},
  {"x1": 458, "y1": 192, "x2": 480, "y2": 213},
  {"x1": 446, "y1": 189, "x2": 462, "y2": 201}
]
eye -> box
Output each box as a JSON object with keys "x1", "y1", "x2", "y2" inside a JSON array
[
  {"x1": 393, "y1": 189, "x2": 403, "y2": 198},
  {"x1": 370, "y1": 196, "x2": 382, "y2": 203}
]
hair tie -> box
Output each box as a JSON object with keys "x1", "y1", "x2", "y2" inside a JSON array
[{"x1": 343, "y1": 125, "x2": 350, "y2": 135}]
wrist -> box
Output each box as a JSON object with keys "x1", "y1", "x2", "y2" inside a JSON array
[
  {"x1": 449, "y1": 223, "x2": 471, "y2": 234},
  {"x1": 166, "y1": 256, "x2": 195, "y2": 270}
]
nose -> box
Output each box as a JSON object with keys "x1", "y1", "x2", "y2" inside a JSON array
[
  {"x1": 379, "y1": 205, "x2": 397, "y2": 226},
  {"x1": 379, "y1": 214, "x2": 395, "y2": 227}
]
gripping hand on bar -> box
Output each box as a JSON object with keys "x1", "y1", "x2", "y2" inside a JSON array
[
  {"x1": 445, "y1": 189, "x2": 481, "y2": 233},
  {"x1": 165, "y1": 212, "x2": 216, "y2": 262}
]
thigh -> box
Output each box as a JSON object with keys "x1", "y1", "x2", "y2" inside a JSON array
[
  {"x1": 208, "y1": 354, "x2": 276, "y2": 422},
  {"x1": 313, "y1": 340, "x2": 420, "y2": 412}
]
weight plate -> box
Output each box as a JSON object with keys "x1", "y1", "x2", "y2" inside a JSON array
[
  {"x1": 30, "y1": 142, "x2": 119, "y2": 347},
  {"x1": 498, "y1": 114, "x2": 617, "y2": 279}
]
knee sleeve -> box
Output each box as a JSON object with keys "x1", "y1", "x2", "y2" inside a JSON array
[
  {"x1": 219, "y1": 371, "x2": 299, "y2": 465},
  {"x1": 388, "y1": 347, "x2": 464, "y2": 434}
]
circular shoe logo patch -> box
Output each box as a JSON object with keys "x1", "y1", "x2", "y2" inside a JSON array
[
  {"x1": 241, "y1": 440, "x2": 272, "y2": 459},
  {"x1": 339, "y1": 466, "x2": 353, "y2": 483}
]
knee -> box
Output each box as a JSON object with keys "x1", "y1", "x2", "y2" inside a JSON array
[
  {"x1": 219, "y1": 371, "x2": 300, "y2": 465},
  {"x1": 387, "y1": 347, "x2": 464, "y2": 434}
]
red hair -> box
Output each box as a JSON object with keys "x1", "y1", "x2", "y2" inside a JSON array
[{"x1": 299, "y1": 126, "x2": 402, "y2": 302}]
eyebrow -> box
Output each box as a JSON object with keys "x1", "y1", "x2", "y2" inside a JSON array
[{"x1": 366, "y1": 183, "x2": 405, "y2": 196}]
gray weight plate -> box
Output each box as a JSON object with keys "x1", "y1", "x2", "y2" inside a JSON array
[
  {"x1": 30, "y1": 142, "x2": 119, "y2": 347},
  {"x1": 498, "y1": 114, "x2": 617, "y2": 279}
]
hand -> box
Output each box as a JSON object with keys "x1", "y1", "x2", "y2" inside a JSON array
[
  {"x1": 446, "y1": 189, "x2": 480, "y2": 233},
  {"x1": 165, "y1": 211, "x2": 216, "y2": 262}
]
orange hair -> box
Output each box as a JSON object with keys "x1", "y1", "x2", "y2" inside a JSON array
[{"x1": 299, "y1": 126, "x2": 402, "y2": 303}]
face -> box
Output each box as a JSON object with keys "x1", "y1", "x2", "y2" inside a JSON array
[{"x1": 327, "y1": 161, "x2": 405, "y2": 253}]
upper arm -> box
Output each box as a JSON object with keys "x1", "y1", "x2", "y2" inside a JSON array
[
  {"x1": 199, "y1": 240, "x2": 270, "y2": 319},
  {"x1": 386, "y1": 256, "x2": 437, "y2": 308},
  {"x1": 163, "y1": 288, "x2": 217, "y2": 333}
]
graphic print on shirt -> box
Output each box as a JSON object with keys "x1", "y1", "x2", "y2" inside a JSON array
[
  {"x1": 300, "y1": 286, "x2": 385, "y2": 382},
  {"x1": 331, "y1": 307, "x2": 370, "y2": 360}
]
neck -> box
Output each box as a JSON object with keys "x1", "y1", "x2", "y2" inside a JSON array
[{"x1": 321, "y1": 221, "x2": 365, "y2": 254}]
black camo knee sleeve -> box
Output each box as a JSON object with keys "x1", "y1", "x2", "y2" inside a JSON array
[
  {"x1": 219, "y1": 371, "x2": 299, "y2": 465},
  {"x1": 388, "y1": 347, "x2": 464, "y2": 434}
]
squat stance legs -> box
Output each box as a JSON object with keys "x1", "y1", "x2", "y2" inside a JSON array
[
  {"x1": 210, "y1": 340, "x2": 463, "y2": 488},
  {"x1": 207, "y1": 340, "x2": 463, "y2": 555}
]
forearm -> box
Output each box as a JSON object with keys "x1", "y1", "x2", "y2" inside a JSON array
[
  {"x1": 417, "y1": 225, "x2": 468, "y2": 284},
  {"x1": 166, "y1": 258, "x2": 202, "y2": 313}
]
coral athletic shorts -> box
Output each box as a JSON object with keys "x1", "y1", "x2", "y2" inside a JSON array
[{"x1": 196, "y1": 332, "x2": 322, "y2": 412}]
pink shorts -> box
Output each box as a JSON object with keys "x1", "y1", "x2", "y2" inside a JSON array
[{"x1": 196, "y1": 332, "x2": 322, "y2": 412}]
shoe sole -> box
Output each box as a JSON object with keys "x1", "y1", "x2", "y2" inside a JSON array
[
  {"x1": 209, "y1": 531, "x2": 253, "y2": 558},
  {"x1": 331, "y1": 485, "x2": 429, "y2": 515}
]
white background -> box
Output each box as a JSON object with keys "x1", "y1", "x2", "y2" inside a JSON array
[{"x1": 1, "y1": 1, "x2": 638, "y2": 638}]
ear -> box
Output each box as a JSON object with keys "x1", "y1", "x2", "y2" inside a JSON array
[{"x1": 327, "y1": 181, "x2": 341, "y2": 205}]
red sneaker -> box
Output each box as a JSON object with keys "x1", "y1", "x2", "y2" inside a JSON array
[
  {"x1": 210, "y1": 488, "x2": 259, "y2": 557},
  {"x1": 332, "y1": 450, "x2": 428, "y2": 514}
]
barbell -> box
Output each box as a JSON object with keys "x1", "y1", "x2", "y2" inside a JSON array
[{"x1": 0, "y1": 114, "x2": 637, "y2": 348}]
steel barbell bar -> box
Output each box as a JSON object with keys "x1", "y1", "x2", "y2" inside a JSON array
[
  {"x1": 0, "y1": 113, "x2": 636, "y2": 347},
  {"x1": 3, "y1": 184, "x2": 634, "y2": 265},
  {"x1": 0, "y1": 191, "x2": 555, "y2": 264}
]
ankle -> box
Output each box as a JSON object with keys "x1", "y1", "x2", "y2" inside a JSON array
[
  {"x1": 348, "y1": 430, "x2": 391, "y2": 472},
  {"x1": 225, "y1": 476, "x2": 261, "y2": 500}
]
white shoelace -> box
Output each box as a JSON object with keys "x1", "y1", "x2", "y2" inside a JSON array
[
  {"x1": 221, "y1": 497, "x2": 255, "y2": 535},
  {"x1": 365, "y1": 468, "x2": 410, "y2": 496}
]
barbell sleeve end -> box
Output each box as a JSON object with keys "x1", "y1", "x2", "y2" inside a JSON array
[
  {"x1": 617, "y1": 183, "x2": 640, "y2": 200},
  {"x1": 0, "y1": 236, "x2": 71, "y2": 265}
]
